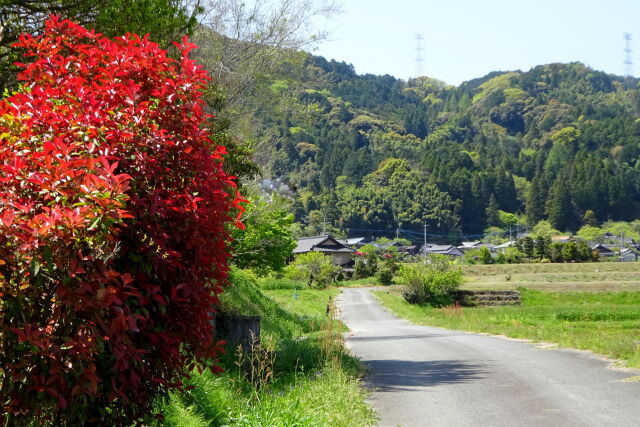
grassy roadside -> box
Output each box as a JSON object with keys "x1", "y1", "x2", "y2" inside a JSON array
[
  {"x1": 373, "y1": 288, "x2": 640, "y2": 368},
  {"x1": 157, "y1": 271, "x2": 376, "y2": 426}
]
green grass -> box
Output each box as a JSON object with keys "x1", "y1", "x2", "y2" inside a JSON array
[
  {"x1": 257, "y1": 277, "x2": 308, "y2": 290},
  {"x1": 157, "y1": 270, "x2": 376, "y2": 426},
  {"x1": 337, "y1": 277, "x2": 381, "y2": 287},
  {"x1": 461, "y1": 262, "x2": 640, "y2": 291},
  {"x1": 161, "y1": 364, "x2": 373, "y2": 427},
  {"x1": 264, "y1": 287, "x2": 345, "y2": 330},
  {"x1": 373, "y1": 288, "x2": 640, "y2": 368}
]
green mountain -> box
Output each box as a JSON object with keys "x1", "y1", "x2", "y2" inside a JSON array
[{"x1": 240, "y1": 56, "x2": 640, "y2": 240}]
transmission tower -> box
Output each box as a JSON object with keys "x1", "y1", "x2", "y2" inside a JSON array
[
  {"x1": 623, "y1": 32, "x2": 633, "y2": 77},
  {"x1": 414, "y1": 33, "x2": 425, "y2": 78}
]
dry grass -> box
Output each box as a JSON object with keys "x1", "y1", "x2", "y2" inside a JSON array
[{"x1": 461, "y1": 262, "x2": 640, "y2": 292}]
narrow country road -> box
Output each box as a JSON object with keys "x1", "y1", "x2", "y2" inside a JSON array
[{"x1": 337, "y1": 287, "x2": 640, "y2": 427}]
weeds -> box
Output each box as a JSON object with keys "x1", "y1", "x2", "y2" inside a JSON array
[
  {"x1": 441, "y1": 302, "x2": 464, "y2": 318},
  {"x1": 158, "y1": 272, "x2": 377, "y2": 426},
  {"x1": 234, "y1": 332, "x2": 276, "y2": 390},
  {"x1": 319, "y1": 299, "x2": 344, "y2": 366}
]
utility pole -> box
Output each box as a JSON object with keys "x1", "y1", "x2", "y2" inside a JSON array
[
  {"x1": 322, "y1": 213, "x2": 326, "y2": 235},
  {"x1": 423, "y1": 221, "x2": 427, "y2": 264},
  {"x1": 620, "y1": 233, "x2": 624, "y2": 262}
]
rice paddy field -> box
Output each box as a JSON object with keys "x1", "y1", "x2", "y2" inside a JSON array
[{"x1": 461, "y1": 262, "x2": 640, "y2": 292}]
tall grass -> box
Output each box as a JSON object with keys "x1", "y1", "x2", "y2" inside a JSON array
[{"x1": 157, "y1": 270, "x2": 376, "y2": 426}]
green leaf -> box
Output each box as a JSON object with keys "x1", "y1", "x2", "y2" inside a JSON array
[{"x1": 30, "y1": 258, "x2": 41, "y2": 277}]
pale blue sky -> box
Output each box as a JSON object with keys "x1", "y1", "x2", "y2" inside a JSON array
[{"x1": 312, "y1": 0, "x2": 640, "y2": 85}]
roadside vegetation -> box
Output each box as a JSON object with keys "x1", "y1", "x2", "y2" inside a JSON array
[
  {"x1": 374, "y1": 262, "x2": 640, "y2": 368},
  {"x1": 158, "y1": 270, "x2": 376, "y2": 427}
]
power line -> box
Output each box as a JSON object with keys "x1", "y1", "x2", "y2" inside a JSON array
[{"x1": 344, "y1": 226, "x2": 527, "y2": 240}]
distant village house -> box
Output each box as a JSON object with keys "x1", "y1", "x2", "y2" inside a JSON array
[{"x1": 293, "y1": 235, "x2": 355, "y2": 266}]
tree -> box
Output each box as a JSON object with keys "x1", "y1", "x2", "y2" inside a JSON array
[
  {"x1": 547, "y1": 175, "x2": 576, "y2": 232},
  {"x1": 534, "y1": 235, "x2": 550, "y2": 260},
  {"x1": 0, "y1": 1, "x2": 202, "y2": 89},
  {"x1": 0, "y1": 18, "x2": 242, "y2": 424},
  {"x1": 576, "y1": 225, "x2": 604, "y2": 242},
  {"x1": 286, "y1": 252, "x2": 339, "y2": 288},
  {"x1": 520, "y1": 236, "x2": 535, "y2": 258},
  {"x1": 485, "y1": 194, "x2": 500, "y2": 227},
  {"x1": 532, "y1": 220, "x2": 561, "y2": 239},
  {"x1": 576, "y1": 240, "x2": 595, "y2": 262},
  {"x1": 583, "y1": 209, "x2": 598, "y2": 227},
  {"x1": 526, "y1": 173, "x2": 547, "y2": 225},
  {"x1": 478, "y1": 247, "x2": 494, "y2": 264},
  {"x1": 231, "y1": 195, "x2": 296, "y2": 274},
  {"x1": 562, "y1": 242, "x2": 579, "y2": 262},
  {"x1": 193, "y1": 0, "x2": 341, "y2": 107},
  {"x1": 549, "y1": 242, "x2": 564, "y2": 263}
]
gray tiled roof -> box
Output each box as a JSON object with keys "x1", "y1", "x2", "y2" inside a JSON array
[{"x1": 293, "y1": 235, "x2": 354, "y2": 254}]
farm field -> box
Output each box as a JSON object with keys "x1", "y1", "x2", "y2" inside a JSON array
[
  {"x1": 374, "y1": 262, "x2": 640, "y2": 368},
  {"x1": 461, "y1": 262, "x2": 640, "y2": 291}
]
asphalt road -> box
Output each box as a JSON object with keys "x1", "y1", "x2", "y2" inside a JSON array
[{"x1": 337, "y1": 287, "x2": 640, "y2": 427}]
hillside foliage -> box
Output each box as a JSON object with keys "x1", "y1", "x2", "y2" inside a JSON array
[{"x1": 242, "y1": 57, "x2": 640, "y2": 238}]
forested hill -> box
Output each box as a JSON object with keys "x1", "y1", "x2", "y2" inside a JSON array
[{"x1": 242, "y1": 55, "x2": 640, "y2": 240}]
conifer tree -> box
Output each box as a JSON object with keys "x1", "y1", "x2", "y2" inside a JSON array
[
  {"x1": 526, "y1": 173, "x2": 547, "y2": 225},
  {"x1": 547, "y1": 175, "x2": 575, "y2": 232},
  {"x1": 485, "y1": 194, "x2": 500, "y2": 227}
]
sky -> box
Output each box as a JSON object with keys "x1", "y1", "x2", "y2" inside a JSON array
[{"x1": 312, "y1": 0, "x2": 640, "y2": 86}]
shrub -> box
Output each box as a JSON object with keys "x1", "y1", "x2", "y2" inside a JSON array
[
  {"x1": 460, "y1": 248, "x2": 493, "y2": 265},
  {"x1": 353, "y1": 244, "x2": 378, "y2": 278},
  {"x1": 398, "y1": 260, "x2": 463, "y2": 306},
  {"x1": 376, "y1": 251, "x2": 399, "y2": 286},
  {"x1": 499, "y1": 247, "x2": 526, "y2": 264},
  {"x1": 0, "y1": 17, "x2": 242, "y2": 425}
]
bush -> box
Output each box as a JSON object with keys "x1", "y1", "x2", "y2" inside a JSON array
[
  {"x1": 0, "y1": 17, "x2": 241, "y2": 425},
  {"x1": 376, "y1": 266, "x2": 395, "y2": 286},
  {"x1": 353, "y1": 244, "x2": 378, "y2": 279},
  {"x1": 376, "y1": 252, "x2": 399, "y2": 285},
  {"x1": 460, "y1": 248, "x2": 493, "y2": 265},
  {"x1": 498, "y1": 247, "x2": 526, "y2": 264},
  {"x1": 398, "y1": 260, "x2": 463, "y2": 306}
]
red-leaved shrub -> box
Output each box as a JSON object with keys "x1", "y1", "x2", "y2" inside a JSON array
[{"x1": 0, "y1": 16, "x2": 243, "y2": 424}]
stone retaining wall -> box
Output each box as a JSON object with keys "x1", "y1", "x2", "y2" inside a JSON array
[{"x1": 455, "y1": 290, "x2": 521, "y2": 306}]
